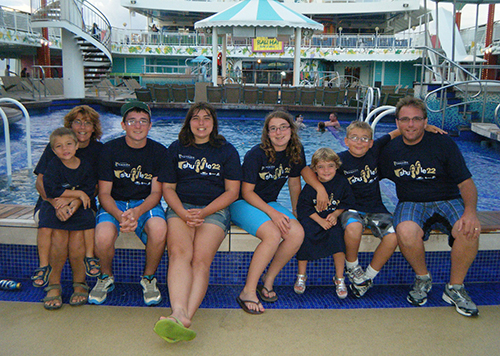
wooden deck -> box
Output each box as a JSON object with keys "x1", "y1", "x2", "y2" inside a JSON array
[{"x1": 0, "y1": 204, "x2": 34, "y2": 221}]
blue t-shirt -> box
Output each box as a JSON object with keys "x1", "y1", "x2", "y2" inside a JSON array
[
  {"x1": 379, "y1": 132, "x2": 472, "y2": 202},
  {"x1": 43, "y1": 157, "x2": 96, "y2": 199},
  {"x1": 338, "y1": 134, "x2": 391, "y2": 213},
  {"x1": 242, "y1": 144, "x2": 306, "y2": 203},
  {"x1": 34, "y1": 140, "x2": 103, "y2": 211},
  {"x1": 160, "y1": 140, "x2": 242, "y2": 206},
  {"x1": 98, "y1": 137, "x2": 167, "y2": 201}
]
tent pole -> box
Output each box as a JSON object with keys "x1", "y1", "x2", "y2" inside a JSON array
[
  {"x1": 293, "y1": 28, "x2": 302, "y2": 87},
  {"x1": 212, "y1": 28, "x2": 218, "y2": 86}
]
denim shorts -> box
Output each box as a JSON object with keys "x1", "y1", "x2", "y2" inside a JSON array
[
  {"x1": 393, "y1": 198, "x2": 464, "y2": 246},
  {"x1": 96, "y1": 200, "x2": 166, "y2": 244},
  {"x1": 166, "y1": 202, "x2": 231, "y2": 234},
  {"x1": 340, "y1": 210, "x2": 395, "y2": 239},
  {"x1": 229, "y1": 199, "x2": 297, "y2": 237}
]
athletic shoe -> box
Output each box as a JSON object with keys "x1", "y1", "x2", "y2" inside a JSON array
[
  {"x1": 407, "y1": 275, "x2": 432, "y2": 306},
  {"x1": 335, "y1": 277, "x2": 348, "y2": 299},
  {"x1": 350, "y1": 279, "x2": 373, "y2": 298},
  {"x1": 442, "y1": 284, "x2": 479, "y2": 317},
  {"x1": 88, "y1": 274, "x2": 115, "y2": 305},
  {"x1": 346, "y1": 265, "x2": 370, "y2": 286},
  {"x1": 140, "y1": 276, "x2": 162, "y2": 306}
]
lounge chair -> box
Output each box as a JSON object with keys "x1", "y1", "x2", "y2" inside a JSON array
[
  {"x1": 134, "y1": 88, "x2": 153, "y2": 102},
  {"x1": 262, "y1": 87, "x2": 279, "y2": 104},
  {"x1": 299, "y1": 87, "x2": 316, "y2": 105},
  {"x1": 154, "y1": 86, "x2": 171, "y2": 103},
  {"x1": 280, "y1": 87, "x2": 297, "y2": 105},
  {"x1": 322, "y1": 88, "x2": 340, "y2": 106},
  {"x1": 207, "y1": 86, "x2": 224, "y2": 103},
  {"x1": 186, "y1": 84, "x2": 195, "y2": 102},
  {"x1": 315, "y1": 88, "x2": 324, "y2": 106},
  {"x1": 346, "y1": 88, "x2": 359, "y2": 107},
  {"x1": 171, "y1": 84, "x2": 188, "y2": 103},
  {"x1": 146, "y1": 83, "x2": 156, "y2": 101},
  {"x1": 224, "y1": 84, "x2": 241, "y2": 104},
  {"x1": 242, "y1": 86, "x2": 259, "y2": 104},
  {"x1": 123, "y1": 78, "x2": 142, "y2": 92}
]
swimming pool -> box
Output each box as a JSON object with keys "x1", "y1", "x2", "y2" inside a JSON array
[{"x1": 1, "y1": 109, "x2": 499, "y2": 211}]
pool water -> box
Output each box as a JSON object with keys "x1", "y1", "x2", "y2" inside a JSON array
[{"x1": 1, "y1": 110, "x2": 499, "y2": 212}]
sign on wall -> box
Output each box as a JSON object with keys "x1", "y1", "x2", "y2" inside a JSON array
[{"x1": 252, "y1": 37, "x2": 284, "y2": 53}]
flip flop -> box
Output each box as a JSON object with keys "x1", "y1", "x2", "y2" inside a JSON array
[
  {"x1": 153, "y1": 317, "x2": 196, "y2": 343},
  {"x1": 257, "y1": 285, "x2": 278, "y2": 303},
  {"x1": 236, "y1": 296, "x2": 264, "y2": 315}
]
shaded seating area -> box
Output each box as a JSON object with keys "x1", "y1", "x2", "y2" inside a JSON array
[{"x1": 133, "y1": 83, "x2": 196, "y2": 103}]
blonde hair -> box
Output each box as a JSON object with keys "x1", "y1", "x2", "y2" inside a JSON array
[
  {"x1": 50, "y1": 127, "x2": 78, "y2": 148},
  {"x1": 345, "y1": 121, "x2": 373, "y2": 139},
  {"x1": 311, "y1": 147, "x2": 341, "y2": 170},
  {"x1": 63, "y1": 105, "x2": 102, "y2": 141}
]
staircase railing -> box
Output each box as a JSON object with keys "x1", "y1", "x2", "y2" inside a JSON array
[{"x1": 31, "y1": 0, "x2": 111, "y2": 50}]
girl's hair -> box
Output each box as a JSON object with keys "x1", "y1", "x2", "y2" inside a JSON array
[
  {"x1": 260, "y1": 110, "x2": 302, "y2": 165},
  {"x1": 63, "y1": 105, "x2": 102, "y2": 141},
  {"x1": 345, "y1": 121, "x2": 373, "y2": 139},
  {"x1": 311, "y1": 147, "x2": 342, "y2": 170},
  {"x1": 395, "y1": 96, "x2": 427, "y2": 120},
  {"x1": 50, "y1": 127, "x2": 78, "y2": 148},
  {"x1": 179, "y1": 102, "x2": 225, "y2": 147}
]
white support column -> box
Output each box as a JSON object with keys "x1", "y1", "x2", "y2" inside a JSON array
[
  {"x1": 222, "y1": 34, "x2": 227, "y2": 79},
  {"x1": 62, "y1": 29, "x2": 85, "y2": 99},
  {"x1": 293, "y1": 28, "x2": 302, "y2": 87},
  {"x1": 212, "y1": 28, "x2": 218, "y2": 86}
]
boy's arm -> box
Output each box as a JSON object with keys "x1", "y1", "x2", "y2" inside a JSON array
[
  {"x1": 326, "y1": 209, "x2": 345, "y2": 225},
  {"x1": 301, "y1": 166, "x2": 328, "y2": 211}
]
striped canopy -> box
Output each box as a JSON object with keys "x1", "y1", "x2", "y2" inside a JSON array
[{"x1": 194, "y1": 0, "x2": 323, "y2": 31}]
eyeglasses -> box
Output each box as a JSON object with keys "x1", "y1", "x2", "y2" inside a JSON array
[
  {"x1": 125, "y1": 119, "x2": 150, "y2": 126},
  {"x1": 72, "y1": 119, "x2": 93, "y2": 128},
  {"x1": 347, "y1": 136, "x2": 371, "y2": 143},
  {"x1": 269, "y1": 125, "x2": 291, "y2": 133},
  {"x1": 397, "y1": 116, "x2": 425, "y2": 123}
]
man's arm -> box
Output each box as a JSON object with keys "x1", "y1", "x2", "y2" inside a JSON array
[{"x1": 457, "y1": 178, "x2": 481, "y2": 240}]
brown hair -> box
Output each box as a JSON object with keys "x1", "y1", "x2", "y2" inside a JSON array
[
  {"x1": 63, "y1": 105, "x2": 102, "y2": 141},
  {"x1": 260, "y1": 110, "x2": 302, "y2": 165},
  {"x1": 50, "y1": 127, "x2": 78, "y2": 148},
  {"x1": 311, "y1": 147, "x2": 341, "y2": 170},
  {"x1": 345, "y1": 121, "x2": 373, "y2": 139},
  {"x1": 179, "y1": 102, "x2": 225, "y2": 147},
  {"x1": 395, "y1": 96, "x2": 427, "y2": 120}
]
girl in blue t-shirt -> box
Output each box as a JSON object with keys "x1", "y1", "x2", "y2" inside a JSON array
[
  {"x1": 230, "y1": 110, "x2": 329, "y2": 315},
  {"x1": 155, "y1": 102, "x2": 242, "y2": 343}
]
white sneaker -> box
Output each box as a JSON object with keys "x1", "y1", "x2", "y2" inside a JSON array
[
  {"x1": 140, "y1": 276, "x2": 162, "y2": 306},
  {"x1": 89, "y1": 275, "x2": 115, "y2": 305}
]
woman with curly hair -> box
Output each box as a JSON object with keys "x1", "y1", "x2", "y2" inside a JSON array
[
  {"x1": 230, "y1": 110, "x2": 328, "y2": 314},
  {"x1": 33, "y1": 105, "x2": 104, "y2": 308}
]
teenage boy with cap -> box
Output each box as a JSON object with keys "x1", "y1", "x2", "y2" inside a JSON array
[{"x1": 89, "y1": 101, "x2": 168, "y2": 306}]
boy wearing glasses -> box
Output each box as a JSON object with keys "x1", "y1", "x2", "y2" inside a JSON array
[
  {"x1": 338, "y1": 119, "x2": 444, "y2": 297},
  {"x1": 89, "y1": 101, "x2": 168, "y2": 306},
  {"x1": 337, "y1": 121, "x2": 400, "y2": 297},
  {"x1": 379, "y1": 96, "x2": 480, "y2": 317}
]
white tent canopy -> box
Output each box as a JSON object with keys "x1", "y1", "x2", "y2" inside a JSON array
[{"x1": 194, "y1": 0, "x2": 324, "y2": 86}]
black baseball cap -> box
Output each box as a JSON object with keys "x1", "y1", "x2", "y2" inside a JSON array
[{"x1": 121, "y1": 101, "x2": 152, "y2": 118}]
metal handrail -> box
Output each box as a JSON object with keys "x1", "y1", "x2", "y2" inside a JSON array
[
  {"x1": 494, "y1": 103, "x2": 500, "y2": 129},
  {"x1": 0, "y1": 98, "x2": 31, "y2": 185}
]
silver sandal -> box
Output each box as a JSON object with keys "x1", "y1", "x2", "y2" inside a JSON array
[
  {"x1": 335, "y1": 277, "x2": 348, "y2": 299},
  {"x1": 294, "y1": 274, "x2": 307, "y2": 294}
]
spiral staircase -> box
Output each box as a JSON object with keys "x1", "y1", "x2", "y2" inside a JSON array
[{"x1": 30, "y1": 0, "x2": 112, "y2": 87}]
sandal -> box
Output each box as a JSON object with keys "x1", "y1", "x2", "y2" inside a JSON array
[
  {"x1": 42, "y1": 284, "x2": 62, "y2": 310},
  {"x1": 84, "y1": 257, "x2": 101, "y2": 277},
  {"x1": 70, "y1": 282, "x2": 90, "y2": 306},
  {"x1": 257, "y1": 285, "x2": 278, "y2": 303},
  {"x1": 335, "y1": 277, "x2": 348, "y2": 299},
  {"x1": 294, "y1": 274, "x2": 307, "y2": 295},
  {"x1": 31, "y1": 265, "x2": 52, "y2": 288}
]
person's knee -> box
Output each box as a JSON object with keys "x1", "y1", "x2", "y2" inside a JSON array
[
  {"x1": 396, "y1": 221, "x2": 423, "y2": 247},
  {"x1": 383, "y1": 232, "x2": 399, "y2": 249},
  {"x1": 344, "y1": 222, "x2": 363, "y2": 241},
  {"x1": 145, "y1": 220, "x2": 167, "y2": 244}
]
